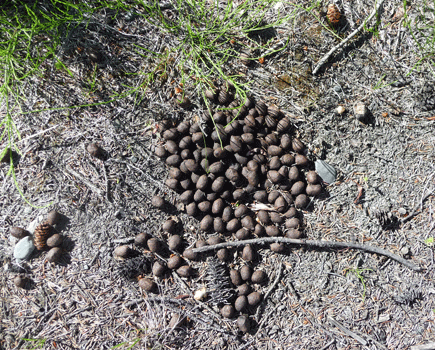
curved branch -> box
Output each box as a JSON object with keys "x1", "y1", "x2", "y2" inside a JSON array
[{"x1": 191, "y1": 236, "x2": 422, "y2": 272}]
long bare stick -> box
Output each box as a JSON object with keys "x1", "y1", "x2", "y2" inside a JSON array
[
  {"x1": 312, "y1": 0, "x2": 386, "y2": 75},
  {"x1": 192, "y1": 237, "x2": 422, "y2": 272}
]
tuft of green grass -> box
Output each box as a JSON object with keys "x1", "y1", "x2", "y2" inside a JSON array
[
  {"x1": 128, "y1": 0, "x2": 300, "y2": 150},
  {"x1": 111, "y1": 338, "x2": 140, "y2": 349},
  {"x1": 2, "y1": 0, "x2": 296, "y2": 152},
  {"x1": 424, "y1": 237, "x2": 434, "y2": 246},
  {"x1": 0, "y1": 0, "x2": 328, "y2": 204},
  {"x1": 21, "y1": 337, "x2": 46, "y2": 349},
  {"x1": 402, "y1": 0, "x2": 435, "y2": 74},
  {"x1": 135, "y1": 0, "x2": 295, "y2": 106},
  {"x1": 345, "y1": 267, "x2": 373, "y2": 302},
  {"x1": 0, "y1": 1, "x2": 136, "y2": 205}
]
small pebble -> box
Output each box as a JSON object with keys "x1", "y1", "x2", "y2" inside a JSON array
[
  {"x1": 14, "y1": 236, "x2": 35, "y2": 261},
  {"x1": 315, "y1": 160, "x2": 337, "y2": 184},
  {"x1": 335, "y1": 106, "x2": 346, "y2": 114},
  {"x1": 400, "y1": 246, "x2": 410, "y2": 257},
  {"x1": 194, "y1": 287, "x2": 207, "y2": 301},
  {"x1": 354, "y1": 102, "x2": 369, "y2": 123},
  {"x1": 398, "y1": 208, "x2": 407, "y2": 215}
]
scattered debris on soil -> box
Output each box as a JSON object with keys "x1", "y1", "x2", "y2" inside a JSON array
[{"x1": 1, "y1": 1, "x2": 435, "y2": 349}]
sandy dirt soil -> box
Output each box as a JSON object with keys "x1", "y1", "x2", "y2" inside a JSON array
[{"x1": 1, "y1": 1, "x2": 434, "y2": 349}]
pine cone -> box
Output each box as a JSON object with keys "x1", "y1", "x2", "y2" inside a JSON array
[
  {"x1": 205, "y1": 258, "x2": 235, "y2": 307},
  {"x1": 34, "y1": 222, "x2": 52, "y2": 251},
  {"x1": 327, "y1": 4, "x2": 341, "y2": 26}
]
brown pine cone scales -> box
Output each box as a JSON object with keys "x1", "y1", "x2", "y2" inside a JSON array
[
  {"x1": 326, "y1": 3, "x2": 341, "y2": 26},
  {"x1": 34, "y1": 222, "x2": 53, "y2": 251}
]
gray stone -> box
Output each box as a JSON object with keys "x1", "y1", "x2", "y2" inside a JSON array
[
  {"x1": 398, "y1": 207, "x2": 407, "y2": 215},
  {"x1": 354, "y1": 102, "x2": 369, "y2": 123},
  {"x1": 354, "y1": 102, "x2": 368, "y2": 116},
  {"x1": 400, "y1": 246, "x2": 410, "y2": 256},
  {"x1": 14, "y1": 236, "x2": 35, "y2": 261},
  {"x1": 315, "y1": 160, "x2": 337, "y2": 184},
  {"x1": 336, "y1": 105, "x2": 346, "y2": 114}
]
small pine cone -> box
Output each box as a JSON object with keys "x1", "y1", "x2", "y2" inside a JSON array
[
  {"x1": 327, "y1": 4, "x2": 341, "y2": 26},
  {"x1": 34, "y1": 222, "x2": 53, "y2": 251}
]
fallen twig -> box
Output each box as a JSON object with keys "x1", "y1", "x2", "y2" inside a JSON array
[
  {"x1": 328, "y1": 317, "x2": 367, "y2": 346},
  {"x1": 112, "y1": 237, "x2": 135, "y2": 245},
  {"x1": 101, "y1": 163, "x2": 111, "y2": 202},
  {"x1": 192, "y1": 237, "x2": 422, "y2": 272},
  {"x1": 17, "y1": 124, "x2": 60, "y2": 145},
  {"x1": 312, "y1": 0, "x2": 386, "y2": 75}
]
